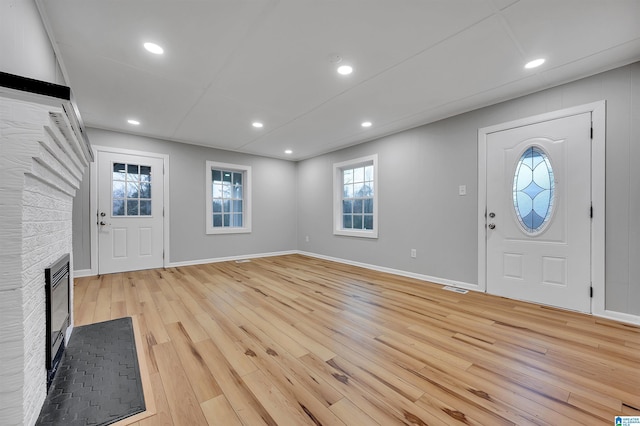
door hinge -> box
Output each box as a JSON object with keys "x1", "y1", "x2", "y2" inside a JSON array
[
  {"x1": 590, "y1": 286, "x2": 593, "y2": 298},
  {"x1": 162, "y1": 250, "x2": 165, "y2": 260},
  {"x1": 590, "y1": 204, "x2": 593, "y2": 218},
  {"x1": 590, "y1": 126, "x2": 593, "y2": 139}
]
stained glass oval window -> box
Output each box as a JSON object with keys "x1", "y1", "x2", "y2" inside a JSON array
[{"x1": 513, "y1": 146, "x2": 555, "y2": 233}]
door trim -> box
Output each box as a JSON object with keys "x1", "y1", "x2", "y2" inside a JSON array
[
  {"x1": 89, "y1": 145, "x2": 170, "y2": 275},
  {"x1": 477, "y1": 101, "x2": 605, "y2": 314}
]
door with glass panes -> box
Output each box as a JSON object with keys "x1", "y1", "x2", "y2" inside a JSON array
[
  {"x1": 97, "y1": 151, "x2": 164, "y2": 274},
  {"x1": 485, "y1": 112, "x2": 592, "y2": 312}
]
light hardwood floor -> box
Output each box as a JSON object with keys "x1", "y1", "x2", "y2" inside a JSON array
[{"x1": 73, "y1": 254, "x2": 640, "y2": 425}]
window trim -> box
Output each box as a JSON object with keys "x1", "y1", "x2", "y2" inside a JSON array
[
  {"x1": 205, "y1": 160, "x2": 252, "y2": 235},
  {"x1": 333, "y1": 154, "x2": 378, "y2": 238}
]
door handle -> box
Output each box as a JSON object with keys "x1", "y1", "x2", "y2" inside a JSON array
[
  {"x1": 488, "y1": 223, "x2": 496, "y2": 230},
  {"x1": 99, "y1": 221, "x2": 110, "y2": 226}
]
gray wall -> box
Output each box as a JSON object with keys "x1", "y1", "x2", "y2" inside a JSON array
[
  {"x1": 74, "y1": 128, "x2": 298, "y2": 268},
  {"x1": 0, "y1": 0, "x2": 65, "y2": 84},
  {"x1": 297, "y1": 126, "x2": 477, "y2": 285},
  {"x1": 297, "y1": 62, "x2": 640, "y2": 316}
]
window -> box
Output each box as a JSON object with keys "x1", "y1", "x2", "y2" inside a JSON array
[
  {"x1": 513, "y1": 146, "x2": 555, "y2": 234},
  {"x1": 205, "y1": 161, "x2": 251, "y2": 234},
  {"x1": 333, "y1": 154, "x2": 378, "y2": 238},
  {"x1": 112, "y1": 162, "x2": 152, "y2": 216}
]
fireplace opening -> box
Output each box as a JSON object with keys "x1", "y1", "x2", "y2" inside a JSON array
[{"x1": 45, "y1": 254, "x2": 70, "y2": 390}]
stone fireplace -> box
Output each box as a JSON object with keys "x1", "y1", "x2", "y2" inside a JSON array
[{"x1": 0, "y1": 72, "x2": 92, "y2": 426}]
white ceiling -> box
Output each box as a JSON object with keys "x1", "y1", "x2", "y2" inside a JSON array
[{"x1": 37, "y1": 0, "x2": 640, "y2": 160}]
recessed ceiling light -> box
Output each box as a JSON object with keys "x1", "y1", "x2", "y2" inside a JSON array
[
  {"x1": 337, "y1": 65, "x2": 353, "y2": 75},
  {"x1": 252, "y1": 122, "x2": 264, "y2": 128},
  {"x1": 144, "y1": 42, "x2": 164, "y2": 55},
  {"x1": 284, "y1": 149, "x2": 293, "y2": 155},
  {"x1": 525, "y1": 58, "x2": 545, "y2": 69},
  {"x1": 361, "y1": 121, "x2": 372, "y2": 128},
  {"x1": 127, "y1": 119, "x2": 140, "y2": 125}
]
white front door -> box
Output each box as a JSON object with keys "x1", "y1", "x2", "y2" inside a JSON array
[
  {"x1": 97, "y1": 151, "x2": 165, "y2": 274},
  {"x1": 485, "y1": 112, "x2": 592, "y2": 312}
]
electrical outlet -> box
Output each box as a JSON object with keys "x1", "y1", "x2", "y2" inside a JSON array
[
  {"x1": 411, "y1": 249, "x2": 417, "y2": 258},
  {"x1": 459, "y1": 185, "x2": 467, "y2": 196},
  {"x1": 305, "y1": 235, "x2": 310, "y2": 242}
]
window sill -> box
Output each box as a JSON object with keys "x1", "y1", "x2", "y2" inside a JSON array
[
  {"x1": 206, "y1": 227, "x2": 252, "y2": 235},
  {"x1": 334, "y1": 229, "x2": 378, "y2": 239}
]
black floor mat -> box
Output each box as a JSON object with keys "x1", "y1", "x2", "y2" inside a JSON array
[{"x1": 36, "y1": 317, "x2": 145, "y2": 426}]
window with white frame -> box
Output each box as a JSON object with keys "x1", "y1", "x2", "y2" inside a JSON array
[
  {"x1": 333, "y1": 154, "x2": 378, "y2": 238},
  {"x1": 205, "y1": 161, "x2": 251, "y2": 234}
]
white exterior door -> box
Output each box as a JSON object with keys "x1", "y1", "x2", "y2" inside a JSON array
[
  {"x1": 97, "y1": 151, "x2": 165, "y2": 274},
  {"x1": 485, "y1": 112, "x2": 592, "y2": 312}
]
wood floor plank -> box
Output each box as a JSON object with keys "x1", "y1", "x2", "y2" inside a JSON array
[
  {"x1": 239, "y1": 337, "x2": 347, "y2": 426},
  {"x1": 140, "y1": 302, "x2": 170, "y2": 345},
  {"x1": 200, "y1": 395, "x2": 243, "y2": 426},
  {"x1": 235, "y1": 303, "x2": 310, "y2": 359},
  {"x1": 165, "y1": 323, "x2": 223, "y2": 403},
  {"x1": 139, "y1": 372, "x2": 173, "y2": 426},
  {"x1": 153, "y1": 341, "x2": 208, "y2": 426},
  {"x1": 298, "y1": 352, "x2": 426, "y2": 426},
  {"x1": 195, "y1": 338, "x2": 277, "y2": 426},
  {"x1": 254, "y1": 304, "x2": 336, "y2": 361},
  {"x1": 123, "y1": 275, "x2": 142, "y2": 316},
  {"x1": 151, "y1": 289, "x2": 180, "y2": 325},
  {"x1": 92, "y1": 275, "x2": 113, "y2": 322},
  {"x1": 329, "y1": 397, "x2": 380, "y2": 426},
  {"x1": 194, "y1": 312, "x2": 259, "y2": 377},
  {"x1": 242, "y1": 368, "x2": 335, "y2": 425},
  {"x1": 168, "y1": 299, "x2": 209, "y2": 342},
  {"x1": 73, "y1": 254, "x2": 639, "y2": 426},
  {"x1": 73, "y1": 276, "x2": 90, "y2": 305},
  {"x1": 74, "y1": 300, "x2": 95, "y2": 326}
]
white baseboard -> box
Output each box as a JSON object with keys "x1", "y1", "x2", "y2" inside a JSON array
[
  {"x1": 298, "y1": 251, "x2": 479, "y2": 291},
  {"x1": 593, "y1": 308, "x2": 640, "y2": 326},
  {"x1": 168, "y1": 250, "x2": 298, "y2": 268},
  {"x1": 73, "y1": 269, "x2": 94, "y2": 278}
]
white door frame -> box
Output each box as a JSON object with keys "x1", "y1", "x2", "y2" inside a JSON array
[
  {"x1": 89, "y1": 145, "x2": 170, "y2": 275},
  {"x1": 478, "y1": 101, "x2": 605, "y2": 315}
]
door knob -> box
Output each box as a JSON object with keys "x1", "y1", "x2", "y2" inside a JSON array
[
  {"x1": 99, "y1": 221, "x2": 107, "y2": 226},
  {"x1": 488, "y1": 223, "x2": 496, "y2": 229},
  {"x1": 489, "y1": 212, "x2": 495, "y2": 218}
]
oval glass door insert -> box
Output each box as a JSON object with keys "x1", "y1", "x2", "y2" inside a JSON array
[{"x1": 513, "y1": 146, "x2": 555, "y2": 233}]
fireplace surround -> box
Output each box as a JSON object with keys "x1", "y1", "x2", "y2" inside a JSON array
[{"x1": 0, "y1": 72, "x2": 92, "y2": 426}]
